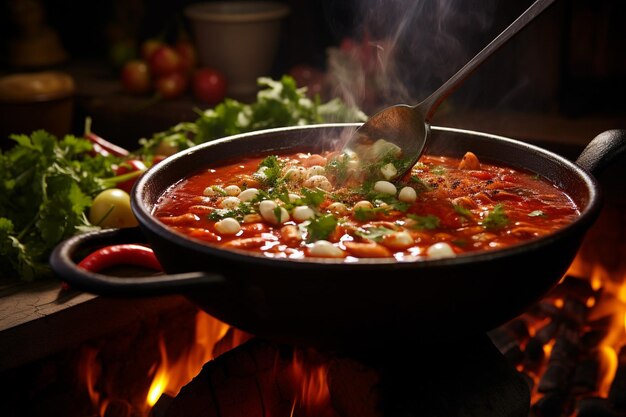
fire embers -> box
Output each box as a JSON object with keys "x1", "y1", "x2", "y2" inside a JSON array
[{"x1": 491, "y1": 275, "x2": 626, "y2": 417}]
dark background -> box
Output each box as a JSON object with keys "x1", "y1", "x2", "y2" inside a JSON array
[{"x1": 1, "y1": 0, "x2": 625, "y2": 145}]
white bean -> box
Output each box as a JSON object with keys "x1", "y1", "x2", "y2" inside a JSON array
[
  {"x1": 284, "y1": 167, "x2": 307, "y2": 182},
  {"x1": 374, "y1": 180, "x2": 397, "y2": 195},
  {"x1": 259, "y1": 200, "x2": 289, "y2": 224},
  {"x1": 238, "y1": 188, "x2": 259, "y2": 202},
  {"x1": 306, "y1": 165, "x2": 326, "y2": 178},
  {"x1": 219, "y1": 196, "x2": 240, "y2": 209},
  {"x1": 426, "y1": 242, "x2": 456, "y2": 259},
  {"x1": 303, "y1": 175, "x2": 332, "y2": 191},
  {"x1": 292, "y1": 205, "x2": 315, "y2": 222},
  {"x1": 398, "y1": 186, "x2": 417, "y2": 203},
  {"x1": 223, "y1": 185, "x2": 241, "y2": 196},
  {"x1": 353, "y1": 200, "x2": 373, "y2": 211},
  {"x1": 203, "y1": 185, "x2": 225, "y2": 196},
  {"x1": 309, "y1": 240, "x2": 344, "y2": 258},
  {"x1": 381, "y1": 231, "x2": 414, "y2": 249},
  {"x1": 327, "y1": 202, "x2": 348, "y2": 216},
  {"x1": 214, "y1": 217, "x2": 241, "y2": 235}
]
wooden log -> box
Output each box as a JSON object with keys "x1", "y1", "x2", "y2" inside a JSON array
[{"x1": 161, "y1": 334, "x2": 530, "y2": 417}]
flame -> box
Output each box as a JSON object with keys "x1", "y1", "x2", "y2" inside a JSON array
[
  {"x1": 146, "y1": 340, "x2": 170, "y2": 407},
  {"x1": 79, "y1": 347, "x2": 109, "y2": 417},
  {"x1": 144, "y1": 310, "x2": 233, "y2": 408},
  {"x1": 78, "y1": 308, "x2": 247, "y2": 417},
  {"x1": 289, "y1": 349, "x2": 332, "y2": 415},
  {"x1": 598, "y1": 345, "x2": 618, "y2": 397}
]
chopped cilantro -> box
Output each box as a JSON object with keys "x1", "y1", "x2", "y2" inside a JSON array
[
  {"x1": 407, "y1": 214, "x2": 440, "y2": 230},
  {"x1": 254, "y1": 155, "x2": 284, "y2": 187},
  {"x1": 0, "y1": 131, "x2": 118, "y2": 280},
  {"x1": 431, "y1": 165, "x2": 447, "y2": 175},
  {"x1": 482, "y1": 204, "x2": 509, "y2": 230},
  {"x1": 325, "y1": 153, "x2": 350, "y2": 184},
  {"x1": 409, "y1": 175, "x2": 432, "y2": 192},
  {"x1": 355, "y1": 226, "x2": 396, "y2": 242},
  {"x1": 299, "y1": 187, "x2": 326, "y2": 208},
  {"x1": 208, "y1": 202, "x2": 253, "y2": 221},
  {"x1": 453, "y1": 204, "x2": 473, "y2": 219},
  {"x1": 306, "y1": 214, "x2": 337, "y2": 242}
]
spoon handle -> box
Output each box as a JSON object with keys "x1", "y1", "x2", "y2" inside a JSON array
[{"x1": 419, "y1": 0, "x2": 557, "y2": 122}]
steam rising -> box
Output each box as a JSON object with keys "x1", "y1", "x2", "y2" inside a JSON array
[{"x1": 324, "y1": 0, "x2": 498, "y2": 113}]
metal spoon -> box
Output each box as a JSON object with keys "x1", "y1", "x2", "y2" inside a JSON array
[{"x1": 343, "y1": 0, "x2": 557, "y2": 182}]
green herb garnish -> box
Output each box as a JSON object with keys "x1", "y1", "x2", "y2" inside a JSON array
[
  {"x1": 407, "y1": 214, "x2": 440, "y2": 230},
  {"x1": 254, "y1": 155, "x2": 284, "y2": 187},
  {"x1": 453, "y1": 204, "x2": 473, "y2": 219},
  {"x1": 325, "y1": 153, "x2": 351, "y2": 184},
  {"x1": 306, "y1": 214, "x2": 337, "y2": 242},
  {"x1": 409, "y1": 175, "x2": 432, "y2": 192},
  {"x1": 355, "y1": 226, "x2": 396, "y2": 242},
  {"x1": 208, "y1": 202, "x2": 254, "y2": 221},
  {"x1": 0, "y1": 131, "x2": 118, "y2": 280},
  {"x1": 482, "y1": 204, "x2": 509, "y2": 230}
]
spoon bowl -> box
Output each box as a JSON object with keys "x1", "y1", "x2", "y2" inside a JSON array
[{"x1": 343, "y1": 0, "x2": 557, "y2": 181}]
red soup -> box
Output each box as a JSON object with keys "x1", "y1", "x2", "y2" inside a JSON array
[{"x1": 152, "y1": 149, "x2": 580, "y2": 261}]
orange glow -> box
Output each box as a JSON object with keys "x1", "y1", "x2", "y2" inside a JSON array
[
  {"x1": 78, "y1": 309, "x2": 248, "y2": 417},
  {"x1": 144, "y1": 310, "x2": 237, "y2": 408},
  {"x1": 79, "y1": 347, "x2": 109, "y2": 417},
  {"x1": 146, "y1": 339, "x2": 170, "y2": 407},
  {"x1": 553, "y1": 298, "x2": 564, "y2": 309},
  {"x1": 598, "y1": 346, "x2": 618, "y2": 397},
  {"x1": 289, "y1": 349, "x2": 332, "y2": 414}
]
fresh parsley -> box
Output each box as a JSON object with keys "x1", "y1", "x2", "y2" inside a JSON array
[
  {"x1": 138, "y1": 76, "x2": 367, "y2": 156},
  {"x1": 482, "y1": 204, "x2": 509, "y2": 230},
  {"x1": 407, "y1": 214, "x2": 440, "y2": 230},
  {"x1": 0, "y1": 131, "x2": 118, "y2": 280},
  {"x1": 355, "y1": 226, "x2": 396, "y2": 242},
  {"x1": 306, "y1": 214, "x2": 337, "y2": 242}
]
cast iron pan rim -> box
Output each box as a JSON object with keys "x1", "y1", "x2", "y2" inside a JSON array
[{"x1": 133, "y1": 123, "x2": 601, "y2": 271}]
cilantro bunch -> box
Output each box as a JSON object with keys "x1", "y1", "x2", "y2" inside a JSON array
[
  {"x1": 0, "y1": 131, "x2": 119, "y2": 280},
  {"x1": 138, "y1": 76, "x2": 367, "y2": 155}
]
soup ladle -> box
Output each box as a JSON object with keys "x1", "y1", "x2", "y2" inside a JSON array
[{"x1": 343, "y1": 0, "x2": 557, "y2": 181}]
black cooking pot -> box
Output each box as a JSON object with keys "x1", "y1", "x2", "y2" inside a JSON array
[{"x1": 51, "y1": 125, "x2": 626, "y2": 351}]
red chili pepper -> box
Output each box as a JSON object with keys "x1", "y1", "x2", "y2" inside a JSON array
[
  {"x1": 85, "y1": 132, "x2": 130, "y2": 158},
  {"x1": 77, "y1": 244, "x2": 162, "y2": 273},
  {"x1": 83, "y1": 117, "x2": 130, "y2": 158}
]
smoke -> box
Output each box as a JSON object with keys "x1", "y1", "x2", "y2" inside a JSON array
[{"x1": 323, "y1": 0, "x2": 499, "y2": 113}]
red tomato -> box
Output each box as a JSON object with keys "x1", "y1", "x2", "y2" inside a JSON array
[
  {"x1": 174, "y1": 40, "x2": 198, "y2": 73},
  {"x1": 120, "y1": 60, "x2": 151, "y2": 95},
  {"x1": 140, "y1": 39, "x2": 164, "y2": 61},
  {"x1": 115, "y1": 159, "x2": 147, "y2": 193},
  {"x1": 149, "y1": 45, "x2": 182, "y2": 77},
  {"x1": 155, "y1": 72, "x2": 188, "y2": 99},
  {"x1": 192, "y1": 68, "x2": 227, "y2": 105}
]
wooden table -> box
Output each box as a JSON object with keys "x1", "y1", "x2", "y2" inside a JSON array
[{"x1": 0, "y1": 277, "x2": 189, "y2": 371}]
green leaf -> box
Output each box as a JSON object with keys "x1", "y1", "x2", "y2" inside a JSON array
[
  {"x1": 407, "y1": 214, "x2": 440, "y2": 230},
  {"x1": 306, "y1": 214, "x2": 337, "y2": 242},
  {"x1": 355, "y1": 226, "x2": 396, "y2": 242},
  {"x1": 482, "y1": 204, "x2": 509, "y2": 230},
  {"x1": 453, "y1": 204, "x2": 472, "y2": 219}
]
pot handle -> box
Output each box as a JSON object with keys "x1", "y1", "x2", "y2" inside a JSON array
[
  {"x1": 576, "y1": 129, "x2": 626, "y2": 176},
  {"x1": 50, "y1": 227, "x2": 225, "y2": 297}
]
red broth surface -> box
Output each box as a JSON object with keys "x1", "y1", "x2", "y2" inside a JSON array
[{"x1": 152, "y1": 151, "x2": 580, "y2": 261}]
